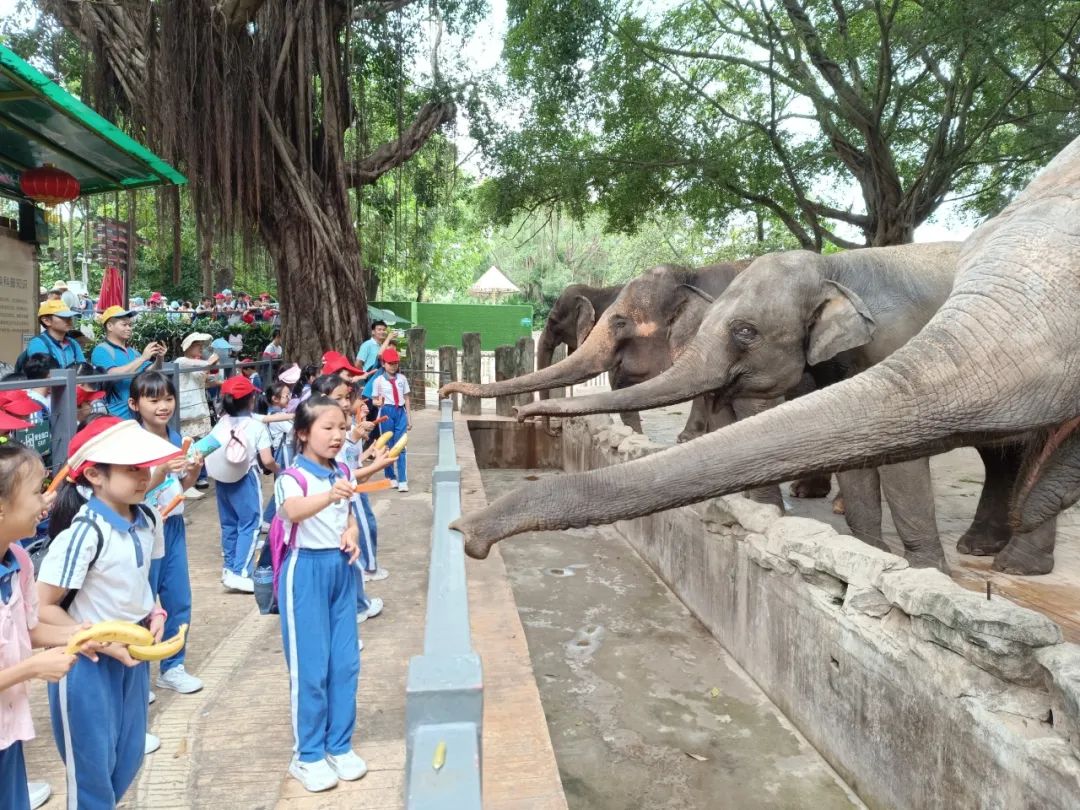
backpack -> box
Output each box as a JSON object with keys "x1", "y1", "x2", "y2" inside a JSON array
[
  {"x1": 204, "y1": 415, "x2": 258, "y2": 483},
  {"x1": 267, "y1": 463, "x2": 350, "y2": 597},
  {"x1": 30, "y1": 503, "x2": 157, "y2": 610}
]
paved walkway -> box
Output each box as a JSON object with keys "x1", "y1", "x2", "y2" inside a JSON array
[{"x1": 23, "y1": 407, "x2": 565, "y2": 809}]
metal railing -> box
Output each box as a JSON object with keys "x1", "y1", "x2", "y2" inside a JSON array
[
  {"x1": 0, "y1": 356, "x2": 279, "y2": 473},
  {"x1": 404, "y1": 397, "x2": 483, "y2": 808}
]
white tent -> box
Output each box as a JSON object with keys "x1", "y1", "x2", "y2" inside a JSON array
[{"x1": 469, "y1": 265, "x2": 520, "y2": 299}]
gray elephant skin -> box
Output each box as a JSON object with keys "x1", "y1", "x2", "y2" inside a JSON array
[{"x1": 453, "y1": 134, "x2": 1080, "y2": 574}]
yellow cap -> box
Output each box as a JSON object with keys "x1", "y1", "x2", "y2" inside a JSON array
[
  {"x1": 38, "y1": 299, "x2": 79, "y2": 318},
  {"x1": 98, "y1": 305, "x2": 136, "y2": 324}
]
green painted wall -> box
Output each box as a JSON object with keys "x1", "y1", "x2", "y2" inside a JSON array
[{"x1": 373, "y1": 301, "x2": 534, "y2": 350}]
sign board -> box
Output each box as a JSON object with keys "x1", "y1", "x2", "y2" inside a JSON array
[{"x1": 0, "y1": 233, "x2": 35, "y2": 364}]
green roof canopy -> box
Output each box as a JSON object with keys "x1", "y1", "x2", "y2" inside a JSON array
[{"x1": 0, "y1": 44, "x2": 186, "y2": 201}]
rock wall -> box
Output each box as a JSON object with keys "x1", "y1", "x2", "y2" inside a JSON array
[{"x1": 561, "y1": 415, "x2": 1080, "y2": 810}]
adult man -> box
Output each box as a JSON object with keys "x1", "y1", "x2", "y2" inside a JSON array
[
  {"x1": 355, "y1": 320, "x2": 396, "y2": 400},
  {"x1": 91, "y1": 305, "x2": 166, "y2": 418},
  {"x1": 262, "y1": 328, "x2": 283, "y2": 360},
  {"x1": 25, "y1": 300, "x2": 85, "y2": 369}
]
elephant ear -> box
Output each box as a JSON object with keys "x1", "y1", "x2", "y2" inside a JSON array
[
  {"x1": 666, "y1": 284, "x2": 715, "y2": 348},
  {"x1": 806, "y1": 281, "x2": 876, "y2": 366},
  {"x1": 574, "y1": 295, "x2": 597, "y2": 346}
]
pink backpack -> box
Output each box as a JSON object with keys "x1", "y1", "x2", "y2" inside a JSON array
[{"x1": 268, "y1": 463, "x2": 350, "y2": 595}]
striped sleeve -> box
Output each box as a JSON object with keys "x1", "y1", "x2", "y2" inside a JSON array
[{"x1": 36, "y1": 520, "x2": 99, "y2": 590}]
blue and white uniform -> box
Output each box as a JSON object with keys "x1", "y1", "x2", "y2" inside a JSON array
[
  {"x1": 261, "y1": 408, "x2": 294, "y2": 526},
  {"x1": 335, "y1": 434, "x2": 376, "y2": 611},
  {"x1": 37, "y1": 498, "x2": 164, "y2": 810},
  {"x1": 372, "y1": 372, "x2": 409, "y2": 484},
  {"x1": 145, "y1": 428, "x2": 192, "y2": 673},
  {"x1": 275, "y1": 457, "x2": 360, "y2": 764}
]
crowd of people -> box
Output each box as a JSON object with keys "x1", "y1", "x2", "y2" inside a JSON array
[{"x1": 0, "y1": 304, "x2": 414, "y2": 807}]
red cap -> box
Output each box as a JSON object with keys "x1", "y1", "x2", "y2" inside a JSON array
[
  {"x1": 0, "y1": 390, "x2": 43, "y2": 417},
  {"x1": 0, "y1": 411, "x2": 31, "y2": 431},
  {"x1": 221, "y1": 375, "x2": 260, "y2": 398},
  {"x1": 262, "y1": 309, "x2": 275, "y2": 320},
  {"x1": 321, "y1": 350, "x2": 362, "y2": 377},
  {"x1": 242, "y1": 312, "x2": 255, "y2": 324},
  {"x1": 149, "y1": 292, "x2": 163, "y2": 302},
  {"x1": 214, "y1": 293, "x2": 226, "y2": 299},
  {"x1": 68, "y1": 417, "x2": 182, "y2": 479},
  {"x1": 76, "y1": 387, "x2": 106, "y2": 406},
  {"x1": 381, "y1": 347, "x2": 401, "y2": 363}
]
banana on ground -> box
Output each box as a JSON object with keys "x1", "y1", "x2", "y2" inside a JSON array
[
  {"x1": 65, "y1": 621, "x2": 154, "y2": 654},
  {"x1": 129, "y1": 624, "x2": 189, "y2": 662}
]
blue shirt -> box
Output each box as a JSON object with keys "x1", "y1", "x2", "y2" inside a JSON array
[
  {"x1": 91, "y1": 341, "x2": 150, "y2": 419},
  {"x1": 357, "y1": 339, "x2": 383, "y2": 398},
  {"x1": 26, "y1": 332, "x2": 85, "y2": 369}
]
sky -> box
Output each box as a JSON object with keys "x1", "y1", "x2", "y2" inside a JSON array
[{"x1": 0, "y1": 0, "x2": 973, "y2": 242}]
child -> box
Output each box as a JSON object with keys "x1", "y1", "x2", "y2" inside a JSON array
[
  {"x1": 36, "y1": 418, "x2": 181, "y2": 809},
  {"x1": 129, "y1": 372, "x2": 205, "y2": 695},
  {"x1": 275, "y1": 395, "x2": 366, "y2": 793},
  {"x1": 261, "y1": 382, "x2": 295, "y2": 528},
  {"x1": 371, "y1": 347, "x2": 411, "y2": 491},
  {"x1": 0, "y1": 442, "x2": 90, "y2": 810},
  {"x1": 195, "y1": 375, "x2": 277, "y2": 593}
]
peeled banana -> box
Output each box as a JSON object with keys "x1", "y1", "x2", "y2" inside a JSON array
[
  {"x1": 65, "y1": 621, "x2": 154, "y2": 654},
  {"x1": 387, "y1": 434, "x2": 409, "y2": 459},
  {"x1": 129, "y1": 624, "x2": 189, "y2": 662},
  {"x1": 374, "y1": 431, "x2": 394, "y2": 449}
]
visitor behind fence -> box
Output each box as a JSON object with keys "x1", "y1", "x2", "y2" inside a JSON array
[
  {"x1": 22, "y1": 301, "x2": 84, "y2": 370},
  {"x1": 91, "y1": 307, "x2": 167, "y2": 419}
]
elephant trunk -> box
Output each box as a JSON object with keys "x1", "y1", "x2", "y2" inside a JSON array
[
  {"x1": 454, "y1": 325, "x2": 998, "y2": 558},
  {"x1": 441, "y1": 327, "x2": 612, "y2": 399},
  {"x1": 518, "y1": 341, "x2": 715, "y2": 420}
]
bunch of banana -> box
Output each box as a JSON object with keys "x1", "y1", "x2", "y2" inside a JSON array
[
  {"x1": 373, "y1": 431, "x2": 394, "y2": 449},
  {"x1": 65, "y1": 621, "x2": 154, "y2": 654},
  {"x1": 129, "y1": 624, "x2": 189, "y2": 662},
  {"x1": 387, "y1": 434, "x2": 409, "y2": 459}
]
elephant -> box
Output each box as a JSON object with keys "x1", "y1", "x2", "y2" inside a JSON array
[
  {"x1": 441, "y1": 262, "x2": 749, "y2": 442},
  {"x1": 514, "y1": 241, "x2": 965, "y2": 570},
  {"x1": 451, "y1": 133, "x2": 1080, "y2": 574}
]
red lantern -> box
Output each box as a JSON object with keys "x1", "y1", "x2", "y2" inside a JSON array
[{"x1": 20, "y1": 164, "x2": 80, "y2": 206}]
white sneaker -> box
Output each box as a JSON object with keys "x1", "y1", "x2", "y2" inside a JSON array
[
  {"x1": 145, "y1": 733, "x2": 161, "y2": 754},
  {"x1": 259, "y1": 521, "x2": 271, "y2": 533},
  {"x1": 357, "y1": 596, "x2": 384, "y2": 623},
  {"x1": 363, "y1": 567, "x2": 389, "y2": 582},
  {"x1": 182, "y1": 487, "x2": 205, "y2": 500},
  {"x1": 27, "y1": 781, "x2": 50, "y2": 810},
  {"x1": 223, "y1": 571, "x2": 255, "y2": 593},
  {"x1": 148, "y1": 690, "x2": 156, "y2": 705},
  {"x1": 397, "y1": 481, "x2": 409, "y2": 492},
  {"x1": 326, "y1": 750, "x2": 368, "y2": 781},
  {"x1": 157, "y1": 665, "x2": 204, "y2": 694},
  {"x1": 289, "y1": 757, "x2": 339, "y2": 792}
]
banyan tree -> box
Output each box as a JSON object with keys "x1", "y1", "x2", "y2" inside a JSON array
[{"x1": 42, "y1": 0, "x2": 459, "y2": 358}]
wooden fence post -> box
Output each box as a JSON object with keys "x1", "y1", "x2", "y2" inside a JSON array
[
  {"x1": 461, "y1": 332, "x2": 481, "y2": 415},
  {"x1": 548, "y1": 344, "x2": 567, "y2": 398},
  {"x1": 514, "y1": 335, "x2": 535, "y2": 407},
  {"x1": 438, "y1": 345, "x2": 458, "y2": 410},
  {"x1": 406, "y1": 327, "x2": 426, "y2": 409},
  {"x1": 494, "y1": 345, "x2": 516, "y2": 416}
]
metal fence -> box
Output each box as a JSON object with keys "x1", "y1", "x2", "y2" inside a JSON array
[
  {"x1": 404, "y1": 397, "x2": 483, "y2": 808},
  {"x1": 0, "y1": 356, "x2": 280, "y2": 473}
]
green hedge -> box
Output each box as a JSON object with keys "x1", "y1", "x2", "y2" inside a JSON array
[{"x1": 123, "y1": 313, "x2": 275, "y2": 360}]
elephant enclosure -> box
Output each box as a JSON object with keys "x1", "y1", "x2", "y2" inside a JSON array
[{"x1": 465, "y1": 412, "x2": 1080, "y2": 809}]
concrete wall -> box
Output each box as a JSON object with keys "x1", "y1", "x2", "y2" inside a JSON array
[
  {"x1": 466, "y1": 417, "x2": 563, "y2": 471},
  {"x1": 560, "y1": 415, "x2": 1080, "y2": 810}
]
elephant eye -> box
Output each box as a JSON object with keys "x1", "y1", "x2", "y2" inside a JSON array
[{"x1": 732, "y1": 324, "x2": 758, "y2": 343}]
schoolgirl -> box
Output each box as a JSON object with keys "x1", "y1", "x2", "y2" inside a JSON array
[
  {"x1": 0, "y1": 442, "x2": 87, "y2": 810},
  {"x1": 371, "y1": 347, "x2": 411, "y2": 491},
  {"x1": 261, "y1": 382, "x2": 295, "y2": 527},
  {"x1": 129, "y1": 372, "x2": 204, "y2": 694},
  {"x1": 36, "y1": 418, "x2": 180, "y2": 810},
  {"x1": 193, "y1": 375, "x2": 276, "y2": 593},
  {"x1": 275, "y1": 395, "x2": 366, "y2": 793}
]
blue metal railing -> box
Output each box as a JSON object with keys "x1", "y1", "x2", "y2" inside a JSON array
[{"x1": 404, "y1": 397, "x2": 483, "y2": 808}]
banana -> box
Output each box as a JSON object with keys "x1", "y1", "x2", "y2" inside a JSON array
[
  {"x1": 65, "y1": 620, "x2": 155, "y2": 654},
  {"x1": 387, "y1": 434, "x2": 409, "y2": 459},
  {"x1": 128, "y1": 624, "x2": 189, "y2": 662},
  {"x1": 374, "y1": 431, "x2": 394, "y2": 449}
]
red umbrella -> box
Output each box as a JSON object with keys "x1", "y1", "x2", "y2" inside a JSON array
[{"x1": 97, "y1": 266, "x2": 124, "y2": 312}]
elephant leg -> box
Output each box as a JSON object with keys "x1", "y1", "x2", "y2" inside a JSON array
[
  {"x1": 676, "y1": 396, "x2": 713, "y2": 443},
  {"x1": 730, "y1": 398, "x2": 783, "y2": 510},
  {"x1": 619, "y1": 411, "x2": 643, "y2": 433},
  {"x1": 836, "y1": 468, "x2": 887, "y2": 552},
  {"x1": 880, "y1": 458, "x2": 947, "y2": 573},
  {"x1": 992, "y1": 517, "x2": 1057, "y2": 575},
  {"x1": 956, "y1": 445, "x2": 1016, "y2": 555}
]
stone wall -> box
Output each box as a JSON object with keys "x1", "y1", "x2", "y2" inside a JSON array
[{"x1": 560, "y1": 415, "x2": 1080, "y2": 810}]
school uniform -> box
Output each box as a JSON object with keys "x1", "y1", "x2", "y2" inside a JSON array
[
  {"x1": 0, "y1": 544, "x2": 38, "y2": 810},
  {"x1": 275, "y1": 457, "x2": 360, "y2": 764},
  {"x1": 37, "y1": 498, "x2": 164, "y2": 810},
  {"x1": 371, "y1": 371, "x2": 409, "y2": 484},
  {"x1": 145, "y1": 428, "x2": 193, "y2": 673},
  {"x1": 334, "y1": 438, "x2": 375, "y2": 611}
]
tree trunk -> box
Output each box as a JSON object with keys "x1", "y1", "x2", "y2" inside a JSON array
[
  {"x1": 407, "y1": 327, "x2": 426, "y2": 409},
  {"x1": 461, "y1": 332, "x2": 481, "y2": 415}
]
